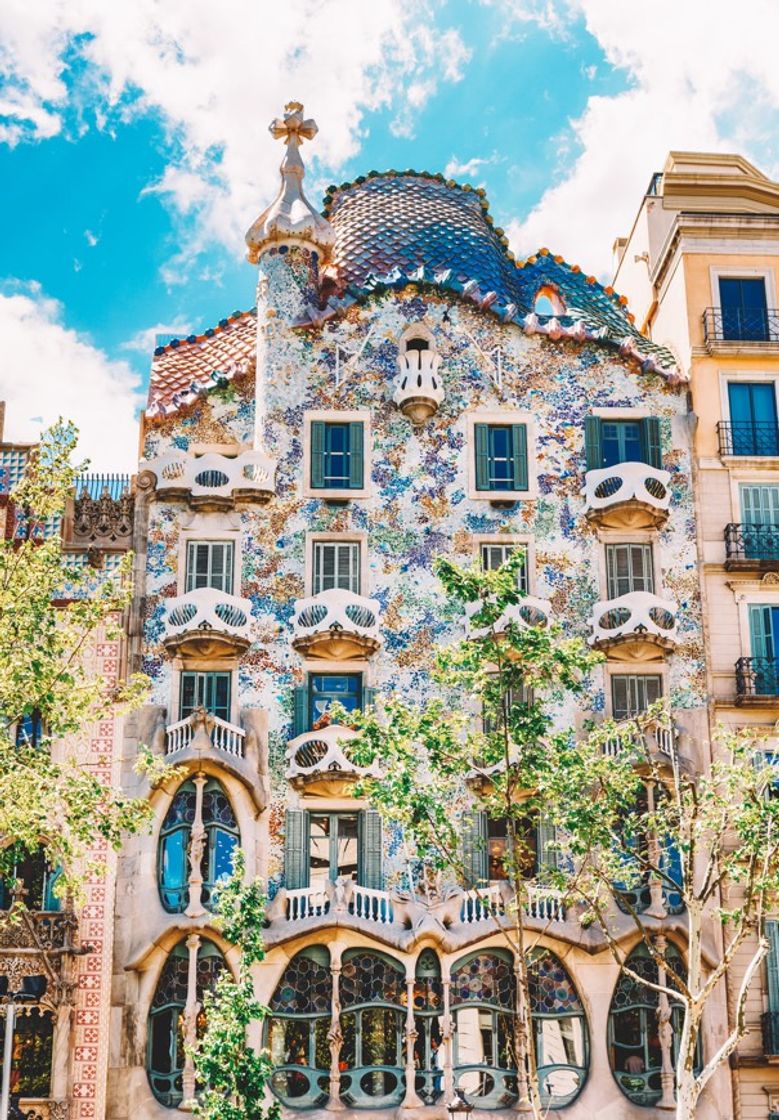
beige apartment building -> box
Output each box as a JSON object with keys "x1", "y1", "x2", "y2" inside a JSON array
[{"x1": 615, "y1": 150, "x2": 779, "y2": 1120}]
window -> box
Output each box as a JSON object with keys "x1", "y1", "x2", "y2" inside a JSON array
[
  {"x1": 179, "y1": 672, "x2": 231, "y2": 721},
  {"x1": 147, "y1": 939, "x2": 225, "y2": 1108},
  {"x1": 308, "y1": 673, "x2": 362, "y2": 730},
  {"x1": 451, "y1": 950, "x2": 517, "y2": 1108},
  {"x1": 185, "y1": 541, "x2": 234, "y2": 594},
  {"x1": 727, "y1": 382, "x2": 779, "y2": 456},
  {"x1": 481, "y1": 681, "x2": 532, "y2": 736},
  {"x1": 312, "y1": 540, "x2": 361, "y2": 595},
  {"x1": 605, "y1": 543, "x2": 654, "y2": 599},
  {"x1": 748, "y1": 605, "x2": 779, "y2": 695},
  {"x1": 464, "y1": 812, "x2": 551, "y2": 885},
  {"x1": 340, "y1": 950, "x2": 406, "y2": 1108},
  {"x1": 413, "y1": 950, "x2": 444, "y2": 1105},
  {"x1": 283, "y1": 808, "x2": 382, "y2": 891},
  {"x1": 0, "y1": 1008, "x2": 53, "y2": 1099},
  {"x1": 611, "y1": 675, "x2": 663, "y2": 721},
  {"x1": 309, "y1": 813, "x2": 359, "y2": 884},
  {"x1": 528, "y1": 949, "x2": 588, "y2": 1108},
  {"x1": 766, "y1": 921, "x2": 779, "y2": 1052},
  {"x1": 480, "y1": 542, "x2": 529, "y2": 593},
  {"x1": 719, "y1": 277, "x2": 768, "y2": 342},
  {"x1": 310, "y1": 420, "x2": 364, "y2": 491},
  {"x1": 584, "y1": 417, "x2": 662, "y2": 470},
  {"x1": 474, "y1": 423, "x2": 528, "y2": 493},
  {"x1": 740, "y1": 485, "x2": 779, "y2": 561},
  {"x1": 267, "y1": 947, "x2": 332, "y2": 1108},
  {"x1": 15, "y1": 709, "x2": 43, "y2": 748},
  {"x1": 405, "y1": 336, "x2": 429, "y2": 352},
  {"x1": 158, "y1": 778, "x2": 239, "y2": 913},
  {"x1": 0, "y1": 847, "x2": 61, "y2": 911},
  {"x1": 486, "y1": 817, "x2": 539, "y2": 882}
]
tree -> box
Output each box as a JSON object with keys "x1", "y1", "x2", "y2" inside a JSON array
[
  {"x1": 544, "y1": 709, "x2": 779, "y2": 1120},
  {"x1": 345, "y1": 553, "x2": 602, "y2": 1117},
  {"x1": 0, "y1": 420, "x2": 158, "y2": 905},
  {"x1": 191, "y1": 850, "x2": 279, "y2": 1120}
]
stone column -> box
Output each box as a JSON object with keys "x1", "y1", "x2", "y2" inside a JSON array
[
  {"x1": 49, "y1": 1002, "x2": 72, "y2": 1102},
  {"x1": 179, "y1": 933, "x2": 201, "y2": 1110},
  {"x1": 514, "y1": 957, "x2": 533, "y2": 1113},
  {"x1": 655, "y1": 935, "x2": 676, "y2": 1110},
  {"x1": 327, "y1": 948, "x2": 345, "y2": 1111},
  {"x1": 441, "y1": 973, "x2": 454, "y2": 1102},
  {"x1": 401, "y1": 974, "x2": 423, "y2": 1109},
  {"x1": 185, "y1": 774, "x2": 207, "y2": 919}
]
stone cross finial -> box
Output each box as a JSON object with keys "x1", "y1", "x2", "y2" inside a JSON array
[{"x1": 269, "y1": 102, "x2": 319, "y2": 147}]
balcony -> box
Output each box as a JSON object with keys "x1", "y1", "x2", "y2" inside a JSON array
[
  {"x1": 159, "y1": 586, "x2": 253, "y2": 658},
  {"x1": 165, "y1": 708, "x2": 246, "y2": 759},
  {"x1": 762, "y1": 1011, "x2": 779, "y2": 1059},
  {"x1": 736, "y1": 657, "x2": 779, "y2": 706},
  {"x1": 291, "y1": 588, "x2": 381, "y2": 660},
  {"x1": 285, "y1": 725, "x2": 380, "y2": 791},
  {"x1": 465, "y1": 595, "x2": 553, "y2": 642},
  {"x1": 583, "y1": 462, "x2": 670, "y2": 530},
  {"x1": 703, "y1": 306, "x2": 779, "y2": 352},
  {"x1": 267, "y1": 879, "x2": 395, "y2": 929},
  {"x1": 725, "y1": 523, "x2": 779, "y2": 571},
  {"x1": 589, "y1": 590, "x2": 678, "y2": 659},
  {"x1": 459, "y1": 883, "x2": 565, "y2": 925},
  {"x1": 393, "y1": 350, "x2": 445, "y2": 423},
  {"x1": 145, "y1": 449, "x2": 276, "y2": 508},
  {"x1": 718, "y1": 421, "x2": 779, "y2": 458}
]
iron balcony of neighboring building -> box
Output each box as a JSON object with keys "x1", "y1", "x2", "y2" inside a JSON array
[
  {"x1": 291, "y1": 588, "x2": 382, "y2": 660},
  {"x1": 703, "y1": 307, "x2": 779, "y2": 352},
  {"x1": 583, "y1": 461, "x2": 671, "y2": 530},
  {"x1": 718, "y1": 421, "x2": 779, "y2": 458},
  {"x1": 735, "y1": 657, "x2": 779, "y2": 706},
  {"x1": 588, "y1": 591, "x2": 678, "y2": 657},
  {"x1": 144, "y1": 449, "x2": 277, "y2": 508},
  {"x1": 762, "y1": 1011, "x2": 779, "y2": 1059},
  {"x1": 159, "y1": 586, "x2": 253, "y2": 658},
  {"x1": 725, "y1": 523, "x2": 779, "y2": 571},
  {"x1": 285, "y1": 725, "x2": 380, "y2": 792}
]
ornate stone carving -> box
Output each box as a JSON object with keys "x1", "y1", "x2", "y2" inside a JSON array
[{"x1": 72, "y1": 488, "x2": 133, "y2": 547}]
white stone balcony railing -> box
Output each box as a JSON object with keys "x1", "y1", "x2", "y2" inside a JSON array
[
  {"x1": 588, "y1": 590, "x2": 678, "y2": 651},
  {"x1": 583, "y1": 462, "x2": 671, "y2": 528},
  {"x1": 524, "y1": 885, "x2": 566, "y2": 922},
  {"x1": 270, "y1": 878, "x2": 395, "y2": 926},
  {"x1": 459, "y1": 884, "x2": 508, "y2": 924},
  {"x1": 285, "y1": 725, "x2": 379, "y2": 787},
  {"x1": 393, "y1": 350, "x2": 445, "y2": 423},
  {"x1": 160, "y1": 586, "x2": 253, "y2": 657},
  {"x1": 291, "y1": 587, "x2": 382, "y2": 659},
  {"x1": 601, "y1": 717, "x2": 676, "y2": 760},
  {"x1": 352, "y1": 883, "x2": 395, "y2": 925},
  {"x1": 144, "y1": 449, "x2": 276, "y2": 507},
  {"x1": 166, "y1": 709, "x2": 246, "y2": 759},
  {"x1": 459, "y1": 883, "x2": 566, "y2": 924},
  {"x1": 465, "y1": 595, "x2": 553, "y2": 640}
]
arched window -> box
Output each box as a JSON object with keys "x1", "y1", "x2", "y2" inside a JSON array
[
  {"x1": 158, "y1": 778, "x2": 239, "y2": 913},
  {"x1": 528, "y1": 949, "x2": 588, "y2": 1108},
  {"x1": 147, "y1": 938, "x2": 224, "y2": 1108},
  {"x1": 267, "y1": 946, "x2": 332, "y2": 1108},
  {"x1": 340, "y1": 949, "x2": 406, "y2": 1109},
  {"x1": 413, "y1": 950, "x2": 443, "y2": 1104},
  {"x1": 0, "y1": 1008, "x2": 53, "y2": 1098},
  {"x1": 405, "y1": 337, "x2": 430, "y2": 353},
  {"x1": 533, "y1": 286, "x2": 565, "y2": 318},
  {"x1": 608, "y1": 942, "x2": 697, "y2": 1107},
  {"x1": 451, "y1": 950, "x2": 517, "y2": 1109},
  {"x1": 0, "y1": 847, "x2": 61, "y2": 911}
]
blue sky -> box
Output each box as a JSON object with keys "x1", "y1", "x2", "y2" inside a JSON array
[{"x1": 1, "y1": 0, "x2": 777, "y2": 468}]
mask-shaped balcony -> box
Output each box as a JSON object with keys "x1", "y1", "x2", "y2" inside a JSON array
[
  {"x1": 286, "y1": 725, "x2": 380, "y2": 792},
  {"x1": 160, "y1": 586, "x2": 253, "y2": 658},
  {"x1": 465, "y1": 595, "x2": 553, "y2": 642},
  {"x1": 393, "y1": 350, "x2": 445, "y2": 424},
  {"x1": 144, "y1": 449, "x2": 276, "y2": 509},
  {"x1": 589, "y1": 591, "x2": 678, "y2": 658},
  {"x1": 291, "y1": 588, "x2": 382, "y2": 660},
  {"x1": 583, "y1": 462, "x2": 671, "y2": 530}
]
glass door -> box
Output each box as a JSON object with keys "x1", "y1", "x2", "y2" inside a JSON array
[
  {"x1": 727, "y1": 383, "x2": 779, "y2": 455},
  {"x1": 740, "y1": 484, "x2": 779, "y2": 560},
  {"x1": 749, "y1": 605, "x2": 779, "y2": 694}
]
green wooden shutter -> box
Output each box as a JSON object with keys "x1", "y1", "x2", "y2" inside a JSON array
[
  {"x1": 358, "y1": 810, "x2": 383, "y2": 889},
  {"x1": 750, "y1": 605, "x2": 774, "y2": 660},
  {"x1": 641, "y1": 417, "x2": 663, "y2": 469},
  {"x1": 284, "y1": 809, "x2": 309, "y2": 890},
  {"x1": 767, "y1": 921, "x2": 779, "y2": 1012},
  {"x1": 584, "y1": 416, "x2": 603, "y2": 471},
  {"x1": 348, "y1": 422, "x2": 365, "y2": 489},
  {"x1": 511, "y1": 424, "x2": 528, "y2": 491},
  {"x1": 462, "y1": 810, "x2": 489, "y2": 887},
  {"x1": 293, "y1": 685, "x2": 309, "y2": 737},
  {"x1": 310, "y1": 421, "x2": 326, "y2": 488},
  {"x1": 536, "y1": 814, "x2": 558, "y2": 872},
  {"x1": 474, "y1": 424, "x2": 490, "y2": 491}
]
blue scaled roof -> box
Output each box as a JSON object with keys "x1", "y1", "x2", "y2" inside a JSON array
[{"x1": 324, "y1": 171, "x2": 681, "y2": 380}]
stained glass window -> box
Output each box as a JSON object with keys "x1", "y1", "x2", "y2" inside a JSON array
[
  {"x1": 339, "y1": 950, "x2": 406, "y2": 1109},
  {"x1": 414, "y1": 950, "x2": 444, "y2": 1105},
  {"x1": 528, "y1": 950, "x2": 588, "y2": 1108},
  {"x1": 0, "y1": 1009, "x2": 53, "y2": 1097},
  {"x1": 267, "y1": 946, "x2": 332, "y2": 1109},
  {"x1": 157, "y1": 778, "x2": 239, "y2": 913},
  {"x1": 451, "y1": 951, "x2": 517, "y2": 1109}
]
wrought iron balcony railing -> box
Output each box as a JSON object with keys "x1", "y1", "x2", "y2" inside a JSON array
[
  {"x1": 725, "y1": 523, "x2": 779, "y2": 566},
  {"x1": 703, "y1": 306, "x2": 779, "y2": 346},
  {"x1": 762, "y1": 1010, "x2": 779, "y2": 1056},
  {"x1": 718, "y1": 421, "x2": 779, "y2": 457},
  {"x1": 736, "y1": 657, "x2": 779, "y2": 700}
]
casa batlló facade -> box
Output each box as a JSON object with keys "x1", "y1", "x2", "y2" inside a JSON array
[{"x1": 6, "y1": 110, "x2": 773, "y2": 1120}]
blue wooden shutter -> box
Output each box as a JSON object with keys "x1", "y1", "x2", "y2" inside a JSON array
[
  {"x1": 284, "y1": 809, "x2": 309, "y2": 890},
  {"x1": 310, "y1": 421, "x2": 326, "y2": 488},
  {"x1": 462, "y1": 810, "x2": 489, "y2": 887},
  {"x1": 348, "y1": 422, "x2": 364, "y2": 489},
  {"x1": 511, "y1": 424, "x2": 528, "y2": 491},
  {"x1": 358, "y1": 810, "x2": 383, "y2": 889},
  {"x1": 584, "y1": 416, "x2": 603, "y2": 471},
  {"x1": 474, "y1": 424, "x2": 490, "y2": 491},
  {"x1": 293, "y1": 685, "x2": 309, "y2": 737},
  {"x1": 641, "y1": 417, "x2": 663, "y2": 469}
]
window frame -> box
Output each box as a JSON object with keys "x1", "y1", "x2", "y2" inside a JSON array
[
  {"x1": 719, "y1": 371, "x2": 779, "y2": 462},
  {"x1": 610, "y1": 673, "x2": 664, "y2": 721},
  {"x1": 604, "y1": 542, "x2": 656, "y2": 599},
  {"x1": 176, "y1": 669, "x2": 234, "y2": 723},
  {"x1": 184, "y1": 539, "x2": 236, "y2": 595},
  {"x1": 177, "y1": 528, "x2": 239, "y2": 595},
  {"x1": 603, "y1": 663, "x2": 669, "y2": 720},
  {"x1": 466, "y1": 411, "x2": 538, "y2": 501},
  {"x1": 596, "y1": 530, "x2": 661, "y2": 602},
  {"x1": 306, "y1": 532, "x2": 367, "y2": 597},
  {"x1": 303, "y1": 410, "x2": 372, "y2": 500},
  {"x1": 476, "y1": 537, "x2": 531, "y2": 594},
  {"x1": 710, "y1": 265, "x2": 776, "y2": 315}
]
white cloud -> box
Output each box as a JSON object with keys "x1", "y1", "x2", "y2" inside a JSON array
[
  {"x1": 84, "y1": 229, "x2": 98, "y2": 247},
  {"x1": 504, "y1": 0, "x2": 779, "y2": 276},
  {"x1": 0, "y1": 1, "x2": 470, "y2": 265},
  {"x1": 122, "y1": 320, "x2": 192, "y2": 354},
  {"x1": 444, "y1": 154, "x2": 497, "y2": 181},
  {"x1": 0, "y1": 281, "x2": 144, "y2": 470}
]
